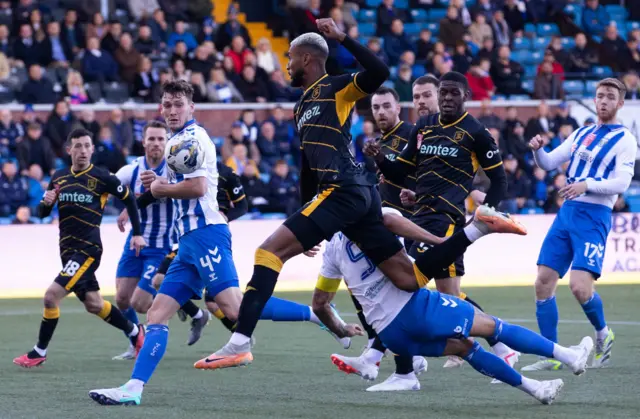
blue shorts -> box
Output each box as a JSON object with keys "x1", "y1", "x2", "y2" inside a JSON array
[
  {"x1": 378, "y1": 289, "x2": 476, "y2": 357},
  {"x1": 159, "y1": 224, "x2": 238, "y2": 306},
  {"x1": 537, "y1": 201, "x2": 612, "y2": 279},
  {"x1": 116, "y1": 242, "x2": 170, "y2": 296}
]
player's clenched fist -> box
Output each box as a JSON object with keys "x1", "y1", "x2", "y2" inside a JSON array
[
  {"x1": 317, "y1": 18, "x2": 346, "y2": 41},
  {"x1": 400, "y1": 189, "x2": 416, "y2": 207},
  {"x1": 42, "y1": 187, "x2": 59, "y2": 206},
  {"x1": 140, "y1": 170, "x2": 157, "y2": 190},
  {"x1": 528, "y1": 134, "x2": 545, "y2": 151},
  {"x1": 341, "y1": 324, "x2": 365, "y2": 338},
  {"x1": 362, "y1": 139, "x2": 383, "y2": 161}
]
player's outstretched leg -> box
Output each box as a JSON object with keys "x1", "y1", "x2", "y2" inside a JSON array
[
  {"x1": 365, "y1": 355, "x2": 426, "y2": 392},
  {"x1": 113, "y1": 286, "x2": 150, "y2": 361},
  {"x1": 179, "y1": 299, "x2": 210, "y2": 346},
  {"x1": 89, "y1": 293, "x2": 180, "y2": 406}
]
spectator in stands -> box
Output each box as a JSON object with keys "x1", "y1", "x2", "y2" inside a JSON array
[
  {"x1": 63, "y1": 71, "x2": 89, "y2": 105},
  {"x1": 329, "y1": 6, "x2": 350, "y2": 34},
  {"x1": 491, "y1": 10, "x2": 511, "y2": 47},
  {"x1": 148, "y1": 8, "x2": 168, "y2": 48},
  {"x1": 197, "y1": 17, "x2": 217, "y2": 44},
  {"x1": 268, "y1": 160, "x2": 299, "y2": 216},
  {"x1": 11, "y1": 206, "x2": 33, "y2": 224},
  {"x1": 74, "y1": 109, "x2": 101, "y2": 140},
  {"x1": 188, "y1": 0, "x2": 213, "y2": 23},
  {"x1": 547, "y1": 36, "x2": 571, "y2": 71},
  {"x1": 242, "y1": 110, "x2": 261, "y2": 144},
  {"x1": 623, "y1": 71, "x2": 640, "y2": 99},
  {"x1": 256, "y1": 37, "x2": 281, "y2": 75},
  {"x1": 432, "y1": 53, "x2": 454, "y2": 77},
  {"x1": 106, "y1": 108, "x2": 133, "y2": 156},
  {"x1": 383, "y1": 19, "x2": 413, "y2": 66},
  {"x1": 16, "y1": 122, "x2": 54, "y2": 175},
  {"x1": 135, "y1": 25, "x2": 156, "y2": 55},
  {"x1": 256, "y1": 121, "x2": 280, "y2": 173},
  {"x1": 86, "y1": 12, "x2": 108, "y2": 40},
  {"x1": 394, "y1": 64, "x2": 413, "y2": 102},
  {"x1": 366, "y1": 37, "x2": 388, "y2": 65},
  {"x1": 270, "y1": 69, "x2": 301, "y2": 102},
  {"x1": 473, "y1": 0, "x2": 495, "y2": 22},
  {"x1": 226, "y1": 142, "x2": 259, "y2": 176},
  {"x1": 504, "y1": 120, "x2": 529, "y2": 162},
  {"x1": 0, "y1": 110, "x2": 23, "y2": 157},
  {"x1": 221, "y1": 120, "x2": 257, "y2": 161},
  {"x1": 93, "y1": 125, "x2": 127, "y2": 173},
  {"x1": 217, "y1": 7, "x2": 251, "y2": 51},
  {"x1": 582, "y1": 0, "x2": 610, "y2": 36},
  {"x1": 620, "y1": 37, "x2": 640, "y2": 73},
  {"x1": 241, "y1": 162, "x2": 270, "y2": 213},
  {"x1": 601, "y1": 24, "x2": 629, "y2": 73},
  {"x1": 189, "y1": 45, "x2": 215, "y2": 81},
  {"x1": 170, "y1": 40, "x2": 189, "y2": 66},
  {"x1": 268, "y1": 106, "x2": 297, "y2": 160},
  {"x1": 61, "y1": 9, "x2": 84, "y2": 57},
  {"x1": 236, "y1": 64, "x2": 270, "y2": 103},
  {"x1": 158, "y1": 0, "x2": 189, "y2": 23},
  {"x1": 416, "y1": 29, "x2": 433, "y2": 61},
  {"x1": 225, "y1": 35, "x2": 252, "y2": 74},
  {"x1": 129, "y1": 108, "x2": 147, "y2": 156},
  {"x1": 0, "y1": 24, "x2": 12, "y2": 61},
  {"x1": 151, "y1": 68, "x2": 173, "y2": 102},
  {"x1": 19, "y1": 64, "x2": 56, "y2": 104},
  {"x1": 552, "y1": 103, "x2": 579, "y2": 132},
  {"x1": 335, "y1": 0, "x2": 358, "y2": 28},
  {"x1": 466, "y1": 58, "x2": 495, "y2": 100},
  {"x1": 400, "y1": 50, "x2": 416, "y2": 68},
  {"x1": 477, "y1": 36, "x2": 496, "y2": 61},
  {"x1": 20, "y1": 104, "x2": 43, "y2": 131},
  {"x1": 133, "y1": 56, "x2": 157, "y2": 102},
  {"x1": 45, "y1": 100, "x2": 75, "y2": 157},
  {"x1": 491, "y1": 45, "x2": 524, "y2": 96},
  {"x1": 525, "y1": 101, "x2": 553, "y2": 140},
  {"x1": 43, "y1": 21, "x2": 72, "y2": 69},
  {"x1": 82, "y1": 37, "x2": 119, "y2": 84},
  {"x1": 207, "y1": 66, "x2": 243, "y2": 103},
  {"x1": 440, "y1": 7, "x2": 467, "y2": 49},
  {"x1": 534, "y1": 61, "x2": 565, "y2": 100},
  {"x1": 377, "y1": 0, "x2": 407, "y2": 37},
  {"x1": 568, "y1": 32, "x2": 598, "y2": 74},
  {"x1": 613, "y1": 195, "x2": 630, "y2": 213},
  {"x1": 129, "y1": 0, "x2": 160, "y2": 22},
  {"x1": 477, "y1": 99, "x2": 503, "y2": 130},
  {"x1": 544, "y1": 174, "x2": 566, "y2": 213},
  {"x1": 503, "y1": 0, "x2": 525, "y2": 37},
  {"x1": 0, "y1": 161, "x2": 29, "y2": 216},
  {"x1": 538, "y1": 49, "x2": 565, "y2": 79},
  {"x1": 114, "y1": 33, "x2": 143, "y2": 85},
  {"x1": 14, "y1": 0, "x2": 35, "y2": 27},
  {"x1": 172, "y1": 58, "x2": 190, "y2": 82},
  {"x1": 13, "y1": 23, "x2": 46, "y2": 68},
  {"x1": 469, "y1": 13, "x2": 493, "y2": 47},
  {"x1": 531, "y1": 167, "x2": 548, "y2": 208},
  {"x1": 500, "y1": 154, "x2": 531, "y2": 214},
  {"x1": 451, "y1": 0, "x2": 472, "y2": 27},
  {"x1": 189, "y1": 72, "x2": 208, "y2": 103},
  {"x1": 452, "y1": 41, "x2": 473, "y2": 74},
  {"x1": 167, "y1": 20, "x2": 197, "y2": 52},
  {"x1": 28, "y1": 8, "x2": 43, "y2": 38},
  {"x1": 101, "y1": 20, "x2": 123, "y2": 55},
  {"x1": 25, "y1": 163, "x2": 45, "y2": 211}
]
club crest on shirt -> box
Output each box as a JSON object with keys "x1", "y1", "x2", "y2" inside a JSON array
[
  {"x1": 454, "y1": 131, "x2": 464, "y2": 142},
  {"x1": 582, "y1": 132, "x2": 597, "y2": 147},
  {"x1": 312, "y1": 85, "x2": 321, "y2": 99},
  {"x1": 392, "y1": 138, "x2": 400, "y2": 149},
  {"x1": 87, "y1": 178, "x2": 97, "y2": 190}
]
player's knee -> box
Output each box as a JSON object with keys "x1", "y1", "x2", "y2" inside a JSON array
[
  {"x1": 435, "y1": 279, "x2": 459, "y2": 295},
  {"x1": 447, "y1": 338, "x2": 475, "y2": 358},
  {"x1": 115, "y1": 293, "x2": 131, "y2": 310},
  {"x1": 220, "y1": 306, "x2": 238, "y2": 322},
  {"x1": 42, "y1": 292, "x2": 59, "y2": 309},
  {"x1": 569, "y1": 280, "x2": 592, "y2": 304},
  {"x1": 131, "y1": 298, "x2": 150, "y2": 314},
  {"x1": 84, "y1": 300, "x2": 103, "y2": 314}
]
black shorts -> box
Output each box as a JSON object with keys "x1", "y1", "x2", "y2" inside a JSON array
[
  {"x1": 54, "y1": 252, "x2": 101, "y2": 301},
  {"x1": 409, "y1": 212, "x2": 465, "y2": 279},
  {"x1": 156, "y1": 250, "x2": 177, "y2": 276},
  {"x1": 284, "y1": 185, "x2": 402, "y2": 265}
]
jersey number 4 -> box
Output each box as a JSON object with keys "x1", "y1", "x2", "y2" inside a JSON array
[{"x1": 346, "y1": 241, "x2": 376, "y2": 280}]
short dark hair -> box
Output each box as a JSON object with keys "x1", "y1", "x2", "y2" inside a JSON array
[
  {"x1": 143, "y1": 120, "x2": 169, "y2": 137},
  {"x1": 372, "y1": 86, "x2": 400, "y2": 102},
  {"x1": 66, "y1": 128, "x2": 93, "y2": 146},
  {"x1": 162, "y1": 79, "x2": 194, "y2": 102},
  {"x1": 596, "y1": 77, "x2": 627, "y2": 98},
  {"x1": 412, "y1": 75, "x2": 439, "y2": 89},
  {"x1": 439, "y1": 71, "x2": 470, "y2": 91}
]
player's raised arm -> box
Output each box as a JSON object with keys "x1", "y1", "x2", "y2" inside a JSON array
[
  {"x1": 529, "y1": 132, "x2": 574, "y2": 171},
  {"x1": 317, "y1": 18, "x2": 390, "y2": 93},
  {"x1": 37, "y1": 176, "x2": 60, "y2": 218},
  {"x1": 473, "y1": 128, "x2": 507, "y2": 208}
]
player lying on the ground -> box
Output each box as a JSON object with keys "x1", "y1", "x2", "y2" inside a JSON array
[
  {"x1": 13, "y1": 128, "x2": 146, "y2": 368},
  {"x1": 522, "y1": 78, "x2": 637, "y2": 372},
  {"x1": 313, "y1": 206, "x2": 594, "y2": 405},
  {"x1": 87, "y1": 81, "x2": 350, "y2": 407}
]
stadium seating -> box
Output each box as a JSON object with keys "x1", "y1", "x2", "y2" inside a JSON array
[
  {"x1": 513, "y1": 38, "x2": 532, "y2": 51},
  {"x1": 563, "y1": 80, "x2": 586, "y2": 98},
  {"x1": 358, "y1": 9, "x2": 377, "y2": 23},
  {"x1": 410, "y1": 9, "x2": 428, "y2": 22},
  {"x1": 537, "y1": 23, "x2": 560, "y2": 37}
]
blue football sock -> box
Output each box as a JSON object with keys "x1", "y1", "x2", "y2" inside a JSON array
[
  {"x1": 463, "y1": 341, "x2": 522, "y2": 387},
  {"x1": 492, "y1": 317, "x2": 554, "y2": 358},
  {"x1": 131, "y1": 324, "x2": 169, "y2": 383},
  {"x1": 121, "y1": 307, "x2": 140, "y2": 340},
  {"x1": 536, "y1": 296, "x2": 559, "y2": 343},
  {"x1": 581, "y1": 292, "x2": 607, "y2": 332},
  {"x1": 261, "y1": 297, "x2": 311, "y2": 322}
]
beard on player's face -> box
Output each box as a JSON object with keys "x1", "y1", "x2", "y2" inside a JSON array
[{"x1": 290, "y1": 68, "x2": 305, "y2": 87}]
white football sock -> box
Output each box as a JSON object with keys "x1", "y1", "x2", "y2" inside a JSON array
[
  {"x1": 192, "y1": 309, "x2": 203, "y2": 320},
  {"x1": 124, "y1": 379, "x2": 145, "y2": 394},
  {"x1": 127, "y1": 324, "x2": 139, "y2": 337},
  {"x1": 363, "y1": 348, "x2": 384, "y2": 364},
  {"x1": 229, "y1": 332, "x2": 251, "y2": 347},
  {"x1": 367, "y1": 338, "x2": 376, "y2": 348},
  {"x1": 552, "y1": 343, "x2": 578, "y2": 365},
  {"x1": 490, "y1": 342, "x2": 512, "y2": 358},
  {"x1": 463, "y1": 223, "x2": 485, "y2": 242},
  {"x1": 596, "y1": 326, "x2": 609, "y2": 341},
  {"x1": 518, "y1": 376, "x2": 541, "y2": 395},
  {"x1": 33, "y1": 345, "x2": 46, "y2": 357},
  {"x1": 308, "y1": 307, "x2": 323, "y2": 326}
]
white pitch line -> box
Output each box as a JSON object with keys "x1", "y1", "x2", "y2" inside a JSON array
[{"x1": 1, "y1": 308, "x2": 640, "y2": 326}]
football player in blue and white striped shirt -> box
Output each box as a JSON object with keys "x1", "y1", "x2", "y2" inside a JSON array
[{"x1": 523, "y1": 78, "x2": 638, "y2": 372}]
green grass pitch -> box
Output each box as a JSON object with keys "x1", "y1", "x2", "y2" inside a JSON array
[{"x1": 1, "y1": 285, "x2": 640, "y2": 419}]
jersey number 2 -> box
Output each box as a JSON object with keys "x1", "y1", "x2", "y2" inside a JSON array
[{"x1": 346, "y1": 241, "x2": 375, "y2": 280}]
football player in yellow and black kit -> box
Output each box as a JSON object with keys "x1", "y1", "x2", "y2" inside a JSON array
[
  {"x1": 366, "y1": 71, "x2": 523, "y2": 371},
  {"x1": 13, "y1": 128, "x2": 146, "y2": 368}
]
